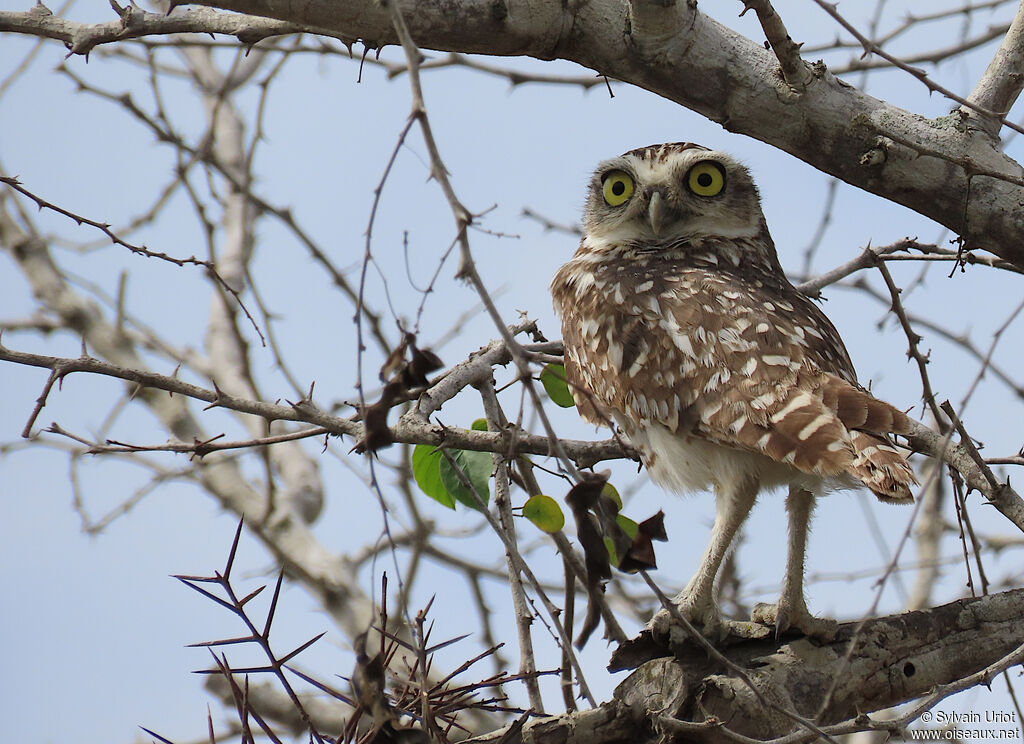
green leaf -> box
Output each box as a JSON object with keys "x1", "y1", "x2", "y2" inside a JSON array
[
  {"x1": 616, "y1": 514, "x2": 639, "y2": 540},
  {"x1": 471, "y1": 418, "x2": 488, "y2": 431},
  {"x1": 522, "y1": 494, "x2": 565, "y2": 533},
  {"x1": 540, "y1": 363, "x2": 575, "y2": 408},
  {"x1": 440, "y1": 449, "x2": 492, "y2": 511},
  {"x1": 602, "y1": 482, "x2": 622, "y2": 510},
  {"x1": 412, "y1": 444, "x2": 455, "y2": 509},
  {"x1": 603, "y1": 536, "x2": 621, "y2": 568}
]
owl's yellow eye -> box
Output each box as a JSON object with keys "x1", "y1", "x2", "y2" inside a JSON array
[
  {"x1": 687, "y1": 161, "x2": 726, "y2": 197},
  {"x1": 602, "y1": 171, "x2": 635, "y2": 206}
]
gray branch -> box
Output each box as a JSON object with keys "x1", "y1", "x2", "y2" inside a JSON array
[
  {"x1": 964, "y1": 0, "x2": 1024, "y2": 136},
  {"x1": 5, "y1": 2, "x2": 1024, "y2": 262},
  {"x1": 0, "y1": 341, "x2": 627, "y2": 466},
  {"x1": 0, "y1": 5, "x2": 341, "y2": 56},
  {"x1": 466, "y1": 588, "x2": 1024, "y2": 744},
  {"x1": 141, "y1": 0, "x2": 1024, "y2": 269},
  {"x1": 0, "y1": 204, "x2": 377, "y2": 638}
]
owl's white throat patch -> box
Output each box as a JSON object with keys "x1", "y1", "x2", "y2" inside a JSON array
[{"x1": 583, "y1": 220, "x2": 759, "y2": 254}]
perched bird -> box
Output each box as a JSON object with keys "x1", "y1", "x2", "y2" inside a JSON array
[{"x1": 550, "y1": 143, "x2": 917, "y2": 638}]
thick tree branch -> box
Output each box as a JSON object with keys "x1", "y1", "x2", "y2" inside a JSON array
[
  {"x1": 141, "y1": 0, "x2": 1024, "y2": 268},
  {"x1": 467, "y1": 588, "x2": 1024, "y2": 744},
  {"x1": 965, "y1": 0, "x2": 1024, "y2": 136},
  {"x1": 6, "y1": 2, "x2": 1024, "y2": 264},
  {"x1": 0, "y1": 5, "x2": 339, "y2": 56}
]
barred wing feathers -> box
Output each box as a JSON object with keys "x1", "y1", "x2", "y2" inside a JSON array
[{"x1": 553, "y1": 260, "x2": 916, "y2": 503}]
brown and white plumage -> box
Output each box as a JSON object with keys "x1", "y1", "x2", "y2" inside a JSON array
[{"x1": 551, "y1": 143, "x2": 916, "y2": 637}]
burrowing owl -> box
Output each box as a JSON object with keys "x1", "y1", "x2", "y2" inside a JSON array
[{"x1": 550, "y1": 143, "x2": 917, "y2": 638}]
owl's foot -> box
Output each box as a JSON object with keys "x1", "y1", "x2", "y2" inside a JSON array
[
  {"x1": 649, "y1": 592, "x2": 726, "y2": 641},
  {"x1": 751, "y1": 600, "x2": 838, "y2": 640}
]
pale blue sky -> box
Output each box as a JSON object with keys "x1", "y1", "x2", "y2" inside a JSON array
[{"x1": 2, "y1": 2, "x2": 1024, "y2": 741}]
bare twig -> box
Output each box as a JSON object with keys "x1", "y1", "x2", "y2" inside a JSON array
[
  {"x1": 873, "y1": 259, "x2": 945, "y2": 423},
  {"x1": 0, "y1": 341, "x2": 627, "y2": 465},
  {"x1": 940, "y1": 400, "x2": 1001, "y2": 494},
  {"x1": 811, "y1": 0, "x2": 1024, "y2": 136},
  {"x1": 740, "y1": 0, "x2": 813, "y2": 88},
  {"x1": 0, "y1": 5, "x2": 343, "y2": 57},
  {"x1": 964, "y1": 0, "x2": 1024, "y2": 136},
  {"x1": 47, "y1": 421, "x2": 329, "y2": 457},
  {"x1": 795, "y1": 239, "x2": 931, "y2": 297},
  {"x1": 478, "y1": 379, "x2": 544, "y2": 712},
  {"x1": 1, "y1": 174, "x2": 265, "y2": 344},
  {"x1": 382, "y1": 0, "x2": 585, "y2": 493}
]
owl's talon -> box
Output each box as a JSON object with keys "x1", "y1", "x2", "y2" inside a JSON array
[
  {"x1": 751, "y1": 601, "x2": 838, "y2": 640},
  {"x1": 649, "y1": 596, "x2": 726, "y2": 642}
]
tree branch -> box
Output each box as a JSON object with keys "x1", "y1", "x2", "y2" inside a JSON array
[
  {"x1": 740, "y1": 0, "x2": 813, "y2": 89},
  {"x1": 0, "y1": 343, "x2": 627, "y2": 466},
  {"x1": 965, "y1": 0, "x2": 1024, "y2": 136},
  {"x1": 467, "y1": 588, "x2": 1024, "y2": 744},
  {"x1": 0, "y1": 4, "x2": 344, "y2": 57},
  {"x1": 150, "y1": 0, "x2": 1024, "y2": 268},
  {"x1": 7, "y1": 1, "x2": 1024, "y2": 265}
]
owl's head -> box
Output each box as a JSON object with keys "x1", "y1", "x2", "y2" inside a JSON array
[{"x1": 581, "y1": 143, "x2": 768, "y2": 251}]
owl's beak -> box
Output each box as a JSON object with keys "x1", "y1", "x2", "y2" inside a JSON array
[{"x1": 648, "y1": 190, "x2": 667, "y2": 236}]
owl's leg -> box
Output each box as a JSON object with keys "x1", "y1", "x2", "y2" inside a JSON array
[
  {"x1": 752, "y1": 486, "x2": 838, "y2": 639},
  {"x1": 651, "y1": 476, "x2": 758, "y2": 639}
]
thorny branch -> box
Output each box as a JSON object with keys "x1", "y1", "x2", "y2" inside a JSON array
[
  {"x1": 741, "y1": 0, "x2": 812, "y2": 89},
  {"x1": 0, "y1": 339, "x2": 625, "y2": 466},
  {"x1": 809, "y1": 0, "x2": 1024, "y2": 136},
  {"x1": 873, "y1": 258, "x2": 945, "y2": 424},
  {"x1": 176, "y1": 524, "x2": 531, "y2": 742},
  {"x1": 0, "y1": 175, "x2": 265, "y2": 343},
  {"x1": 478, "y1": 378, "x2": 544, "y2": 713},
  {"x1": 382, "y1": 0, "x2": 585, "y2": 498}
]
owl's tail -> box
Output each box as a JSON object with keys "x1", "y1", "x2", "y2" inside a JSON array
[
  {"x1": 847, "y1": 430, "x2": 917, "y2": 503},
  {"x1": 830, "y1": 381, "x2": 918, "y2": 503},
  {"x1": 708, "y1": 371, "x2": 919, "y2": 503}
]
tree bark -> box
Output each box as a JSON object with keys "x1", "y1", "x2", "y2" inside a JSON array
[
  {"x1": 465, "y1": 588, "x2": 1024, "y2": 743},
  {"x1": 160, "y1": 0, "x2": 1024, "y2": 269}
]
